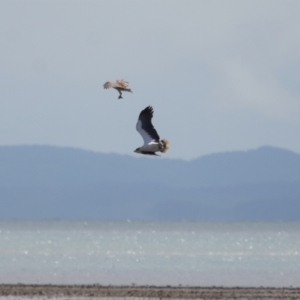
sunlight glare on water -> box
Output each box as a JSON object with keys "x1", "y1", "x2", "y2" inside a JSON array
[{"x1": 0, "y1": 221, "x2": 300, "y2": 286}]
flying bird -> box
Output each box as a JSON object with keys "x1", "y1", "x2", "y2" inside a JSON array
[
  {"x1": 135, "y1": 106, "x2": 170, "y2": 156},
  {"x1": 103, "y1": 79, "x2": 132, "y2": 99}
]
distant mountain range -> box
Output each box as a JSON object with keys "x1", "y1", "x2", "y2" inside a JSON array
[{"x1": 1, "y1": 145, "x2": 300, "y2": 221}]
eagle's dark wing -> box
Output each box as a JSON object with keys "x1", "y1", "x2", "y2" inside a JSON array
[{"x1": 136, "y1": 106, "x2": 160, "y2": 145}]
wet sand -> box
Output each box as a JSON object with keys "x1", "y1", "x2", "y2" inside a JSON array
[{"x1": 0, "y1": 284, "x2": 300, "y2": 299}]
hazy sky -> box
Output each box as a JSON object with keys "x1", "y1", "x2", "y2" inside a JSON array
[{"x1": 1, "y1": 0, "x2": 300, "y2": 160}]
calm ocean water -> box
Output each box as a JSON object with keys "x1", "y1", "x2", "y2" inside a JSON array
[{"x1": 0, "y1": 221, "x2": 299, "y2": 287}]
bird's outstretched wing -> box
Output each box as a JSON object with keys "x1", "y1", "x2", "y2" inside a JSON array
[
  {"x1": 103, "y1": 82, "x2": 113, "y2": 89},
  {"x1": 136, "y1": 106, "x2": 160, "y2": 145},
  {"x1": 116, "y1": 80, "x2": 129, "y2": 88}
]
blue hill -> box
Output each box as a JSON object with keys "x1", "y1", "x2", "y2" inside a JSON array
[{"x1": 1, "y1": 145, "x2": 300, "y2": 220}]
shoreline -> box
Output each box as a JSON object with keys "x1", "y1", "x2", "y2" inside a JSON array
[{"x1": 1, "y1": 284, "x2": 300, "y2": 299}]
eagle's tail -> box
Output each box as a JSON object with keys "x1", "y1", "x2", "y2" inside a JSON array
[
  {"x1": 124, "y1": 88, "x2": 133, "y2": 93},
  {"x1": 160, "y1": 139, "x2": 170, "y2": 153}
]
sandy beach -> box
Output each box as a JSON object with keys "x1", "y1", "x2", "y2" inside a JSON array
[{"x1": 0, "y1": 284, "x2": 300, "y2": 299}]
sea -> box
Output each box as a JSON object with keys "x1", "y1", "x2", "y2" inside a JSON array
[{"x1": 0, "y1": 220, "x2": 300, "y2": 287}]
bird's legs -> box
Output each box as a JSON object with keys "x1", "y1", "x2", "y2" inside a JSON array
[{"x1": 118, "y1": 90, "x2": 123, "y2": 99}]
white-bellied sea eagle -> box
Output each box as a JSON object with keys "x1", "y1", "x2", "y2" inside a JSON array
[{"x1": 134, "y1": 106, "x2": 169, "y2": 156}]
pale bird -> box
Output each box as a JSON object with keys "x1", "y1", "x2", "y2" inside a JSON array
[
  {"x1": 103, "y1": 79, "x2": 132, "y2": 99},
  {"x1": 134, "y1": 106, "x2": 169, "y2": 156}
]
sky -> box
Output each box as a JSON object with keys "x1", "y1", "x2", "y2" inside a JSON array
[{"x1": 0, "y1": 0, "x2": 300, "y2": 160}]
